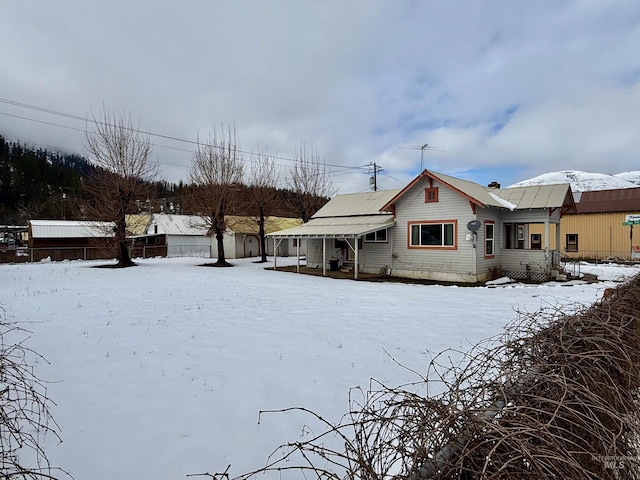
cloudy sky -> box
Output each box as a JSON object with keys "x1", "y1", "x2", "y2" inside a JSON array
[{"x1": 1, "y1": 1, "x2": 639, "y2": 193}]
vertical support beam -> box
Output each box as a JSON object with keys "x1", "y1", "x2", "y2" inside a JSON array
[
  {"x1": 322, "y1": 237, "x2": 326, "y2": 276},
  {"x1": 273, "y1": 237, "x2": 277, "y2": 270},
  {"x1": 296, "y1": 237, "x2": 300, "y2": 273},
  {"x1": 555, "y1": 221, "x2": 561, "y2": 267},
  {"x1": 354, "y1": 236, "x2": 359, "y2": 280}
]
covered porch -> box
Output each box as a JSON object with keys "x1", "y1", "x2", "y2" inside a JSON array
[{"x1": 267, "y1": 214, "x2": 395, "y2": 280}]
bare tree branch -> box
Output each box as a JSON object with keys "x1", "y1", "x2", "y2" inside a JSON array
[
  {"x1": 246, "y1": 150, "x2": 279, "y2": 262},
  {"x1": 287, "y1": 143, "x2": 334, "y2": 223},
  {"x1": 82, "y1": 109, "x2": 158, "y2": 267},
  {"x1": 187, "y1": 125, "x2": 244, "y2": 266}
]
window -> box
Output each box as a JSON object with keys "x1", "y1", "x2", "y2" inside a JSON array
[
  {"x1": 485, "y1": 222, "x2": 494, "y2": 257},
  {"x1": 292, "y1": 238, "x2": 298, "y2": 247},
  {"x1": 424, "y1": 187, "x2": 439, "y2": 203},
  {"x1": 409, "y1": 221, "x2": 456, "y2": 248},
  {"x1": 566, "y1": 234, "x2": 578, "y2": 252},
  {"x1": 365, "y1": 229, "x2": 387, "y2": 242},
  {"x1": 530, "y1": 234, "x2": 542, "y2": 250}
]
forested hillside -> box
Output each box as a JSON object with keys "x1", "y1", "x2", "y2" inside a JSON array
[
  {"x1": 0, "y1": 136, "x2": 323, "y2": 224},
  {"x1": 0, "y1": 136, "x2": 96, "y2": 223}
]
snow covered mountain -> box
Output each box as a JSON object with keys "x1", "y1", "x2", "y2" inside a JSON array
[
  {"x1": 508, "y1": 170, "x2": 639, "y2": 192},
  {"x1": 614, "y1": 171, "x2": 640, "y2": 186}
]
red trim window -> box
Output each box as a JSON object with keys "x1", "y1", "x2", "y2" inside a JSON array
[
  {"x1": 424, "y1": 187, "x2": 439, "y2": 203},
  {"x1": 408, "y1": 220, "x2": 457, "y2": 249},
  {"x1": 484, "y1": 221, "x2": 495, "y2": 258}
]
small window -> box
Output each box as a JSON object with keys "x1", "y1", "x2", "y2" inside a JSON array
[
  {"x1": 566, "y1": 234, "x2": 578, "y2": 252},
  {"x1": 292, "y1": 238, "x2": 298, "y2": 247},
  {"x1": 485, "y1": 222, "x2": 494, "y2": 257},
  {"x1": 365, "y1": 229, "x2": 387, "y2": 243},
  {"x1": 424, "y1": 187, "x2": 439, "y2": 203},
  {"x1": 530, "y1": 234, "x2": 542, "y2": 250}
]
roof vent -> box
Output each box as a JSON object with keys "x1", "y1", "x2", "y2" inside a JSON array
[{"x1": 488, "y1": 181, "x2": 501, "y2": 189}]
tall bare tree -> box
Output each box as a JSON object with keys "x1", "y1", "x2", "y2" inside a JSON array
[
  {"x1": 246, "y1": 150, "x2": 279, "y2": 262},
  {"x1": 287, "y1": 143, "x2": 334, "y2": 222},
  {"x1": 188, "y1": 125, "x2": 244, "y2": 266},
  {"x1": 83, "y1": 110, "x2": 158, "y2": 267}
]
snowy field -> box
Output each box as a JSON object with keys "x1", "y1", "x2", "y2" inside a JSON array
[{"x1": 1, "y1": 257, "x2": 638, "y2": 479}]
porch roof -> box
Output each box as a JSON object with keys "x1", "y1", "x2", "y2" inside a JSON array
[{"x1": 267, "y1": 214, "x2": 395, "y2": 238}]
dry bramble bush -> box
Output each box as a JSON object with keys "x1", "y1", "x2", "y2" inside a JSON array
[
  {"x1": 197, "y1": 273, "x2": 640, "y2": 480},
  {"x1": 0, "y1": 306, "x2": 69, "y2": 480}
]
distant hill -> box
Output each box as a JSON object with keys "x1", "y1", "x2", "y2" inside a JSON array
[{"x1": 508, "y1": 170, "x2": 640, "y2": 192}]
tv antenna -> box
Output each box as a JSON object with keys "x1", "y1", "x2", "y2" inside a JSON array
[{"x1": 401, "y1": 143, "x2": 443, "y2": 171}]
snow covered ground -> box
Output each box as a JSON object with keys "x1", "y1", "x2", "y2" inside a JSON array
[{"x1": 1, "y1": 257, "x2": 638, "y2": 479}]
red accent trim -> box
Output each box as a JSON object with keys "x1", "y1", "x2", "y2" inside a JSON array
[
  {"x1": 379, "y1": 170, "x2": 484, "y2": 212},
  {"x1": 424, "y1": 187, "x2": 439, "y2": 203},
  {"x1": 469, "y1": 201, "x2": 477, "y2": 214}
]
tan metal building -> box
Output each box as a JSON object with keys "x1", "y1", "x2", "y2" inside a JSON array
[{"x1": 529, "y1": 187, "x2": 640, "y2": 260}]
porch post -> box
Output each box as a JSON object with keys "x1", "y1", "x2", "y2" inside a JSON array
[
  {"x1": 322, "y1": 237, "x2": 326, "y2": 276},
  {"x1": 273, "y1": 237, "x2": 277, "y2": 270},
  {"x1": 354, "y1": 235, "x2": 359, "y2": 280},
  {"x1": 296, "y1": 237, "x2": 300, "y2": 273},
  {"x1": 555, "y1": 221, "x2": 561, "y2": 267},
  {"x1": 544, "y1": 216, "x2": 550, "y2": 250}
]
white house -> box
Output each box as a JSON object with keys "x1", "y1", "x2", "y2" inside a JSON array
[{"x1": 267, "y1": 170, "x2": 575, "y2": 283}]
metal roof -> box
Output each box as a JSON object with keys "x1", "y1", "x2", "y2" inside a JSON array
[
  {"x1": 125, "y1": 214, "x2": 152, "y2": 236},
  {"x1": 498, "y1": 184, "x2": 574, "y2": 209},
  {"x1": 312, "y1": 189, "x2": 401, "y2": 217},
  {"x1": 149, "y1": 214, "x2": 209, "y2": 236},
  {"x1": 226, "y1": 216, "x2": 303, "y2": 235},
  {"x1": 573, "y1": 187, "x2": 640, "y2": 214},
  {"x1": 29, "y1": 220, "x2": 115, "y2": 238},
  {"x1": 267, "y1": 214, "x2": 395, "y2": 238}
]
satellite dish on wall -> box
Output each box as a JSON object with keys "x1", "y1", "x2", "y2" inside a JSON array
[{"x1": 467, "y1": 220, "x2": 481, "y2": 233}]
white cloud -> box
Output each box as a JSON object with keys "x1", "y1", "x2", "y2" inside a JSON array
[{"x1": 1, "y1": 0, "x2": 640, "y2": 192}]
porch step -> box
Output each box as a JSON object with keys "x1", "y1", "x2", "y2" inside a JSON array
[{"x1": 339, "y1": 261, "x2": 354, "y2": 273}]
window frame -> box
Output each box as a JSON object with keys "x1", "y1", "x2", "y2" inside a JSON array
[
  {"x1": 365, "y1": 229, "x2": 388, "y2": 243},
  {"x1": 408, "y1": 220, "x2": 457, "y2": 249},
  {"x1": 424, "y1": 187, "x2": 439, "y2": 203},
  {"x1": 484, "y1": 221, "x2": 495, "y2": 258},
  {"x1": 566, "y1": 233, "x2": 579, "y2": 252}
]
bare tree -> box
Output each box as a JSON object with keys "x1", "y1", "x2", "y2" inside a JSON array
[
  {"x1": 83, "y1": 110, "x2": 158, "y2": 267},
  {"x1": 246, "y1": 150, "x2": 279, "y2": 262},
  {"x1": 188, "y1": 126, "x2": 244, "y2": 266},
  {"x1": 287, "y1": 143, "x2": 334, "y2": 223}
]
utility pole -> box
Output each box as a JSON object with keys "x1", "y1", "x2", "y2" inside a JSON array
[{"x1": 369, "y1": 162, "x2": 383, "y2": 191}]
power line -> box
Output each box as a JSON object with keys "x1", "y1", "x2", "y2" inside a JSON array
[{"x1": 0, "y1": 97, "x2": 368, "y2": 174}]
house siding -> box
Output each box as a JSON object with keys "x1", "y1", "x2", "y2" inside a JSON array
[
  {"x1": 390, "y1": 178, "x2": 480, "y2": 282},
  {"x1": 166, "y1": 235, "x2": 211, "y2": 257}
]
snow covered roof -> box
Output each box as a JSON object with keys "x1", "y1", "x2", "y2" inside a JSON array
[
  {"x1": 29, "y1": 220, "x2": 115, "y2": 238},
  {"x1": 148, "y1": 214, "x2": 209, "y2": 236}
]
